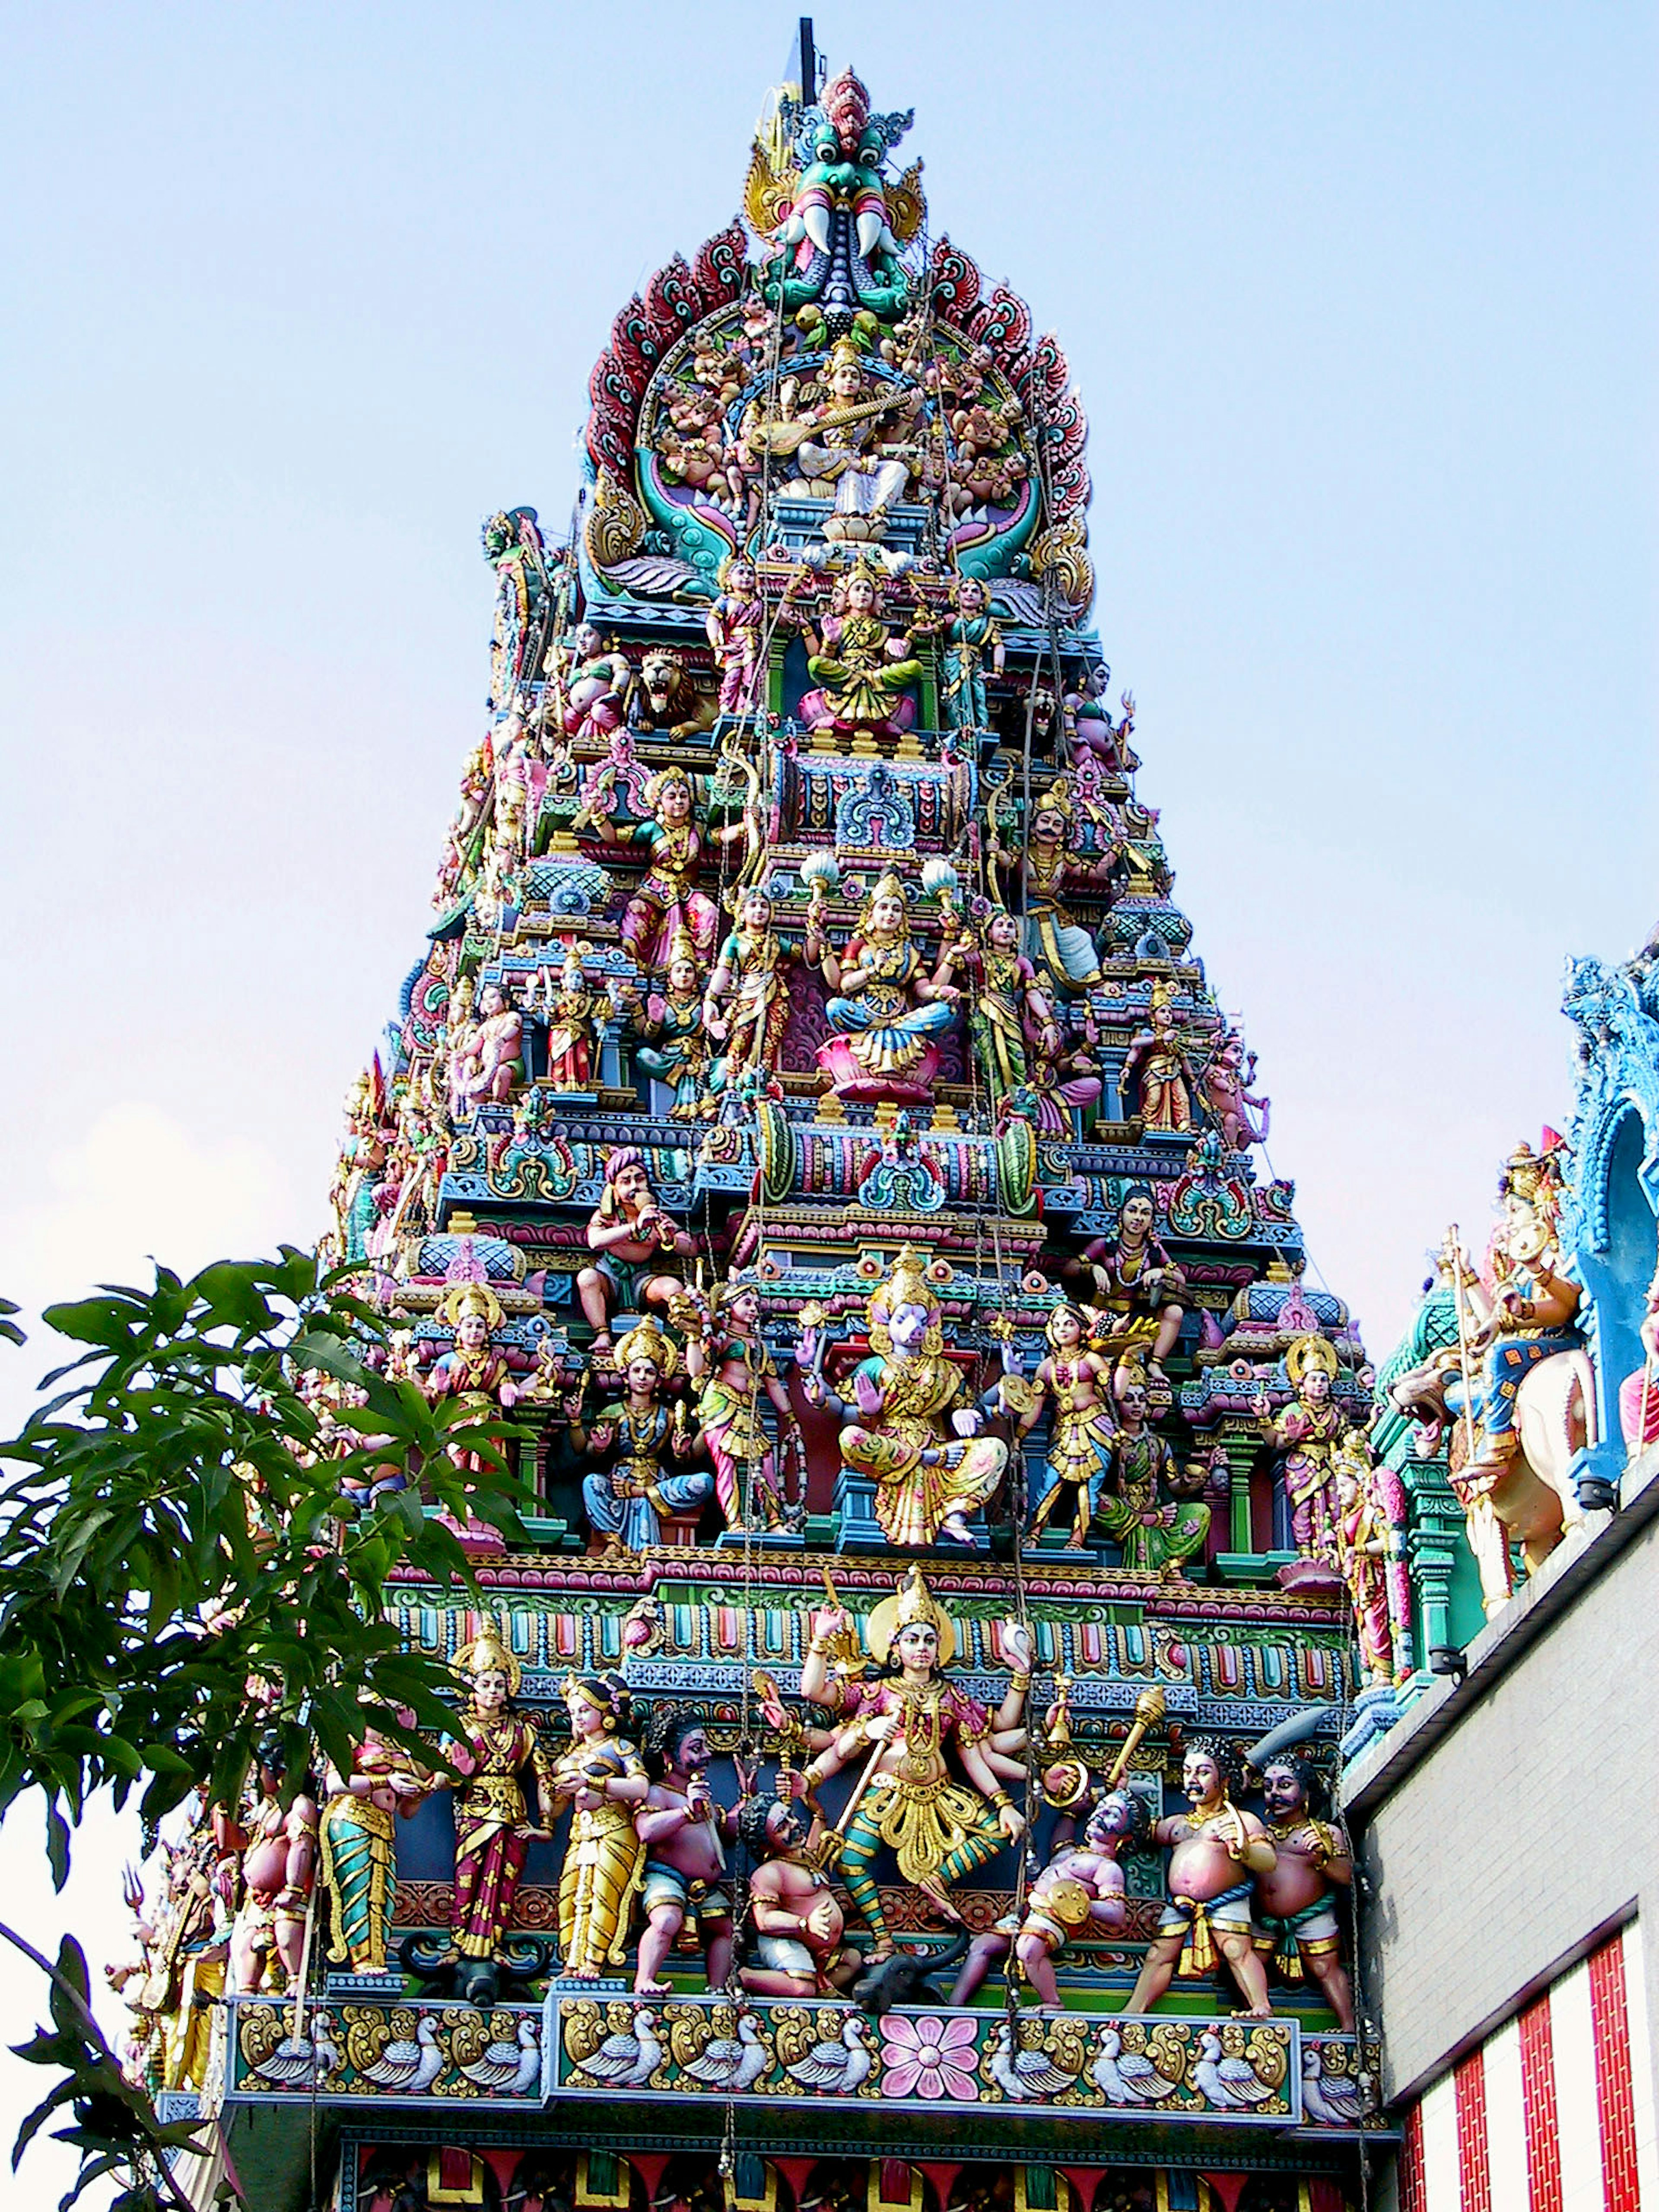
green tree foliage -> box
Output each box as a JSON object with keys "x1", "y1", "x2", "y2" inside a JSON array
[{"x1": 0, "y1": 1253, "x2": 538, "y2": 2202}]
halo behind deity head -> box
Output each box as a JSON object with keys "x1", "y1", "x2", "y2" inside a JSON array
[{"x1": 866, "y1": 1565, "x2": 957, "y2": 1668}]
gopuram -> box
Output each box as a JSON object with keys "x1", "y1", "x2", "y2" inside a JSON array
[{"x1": 120, "y1": 32, "x2": 1407, "y2": 2212}]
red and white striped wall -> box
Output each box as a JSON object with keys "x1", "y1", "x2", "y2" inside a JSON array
[{"x1": 1397, "y1": 1925, "x2": 1657, "y2": 2212}]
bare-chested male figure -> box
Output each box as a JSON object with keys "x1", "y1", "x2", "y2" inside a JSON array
[
  {"x1": 950, "y1": 1788, "x2": 1147, "y2": 2011},
  {"x1": 1124, "y1": 1737, "x2": 1277, "y2": 2018},
  {"x1": 632, "y1": 1710, "x2": 748, "y2": 1994},
  {"x1": 735, "y1": 1795, "x2": 864, "y2": 1999},
  {"x1": 1252, "y1": 1751, "x2": 1354, "y2": 2029}
]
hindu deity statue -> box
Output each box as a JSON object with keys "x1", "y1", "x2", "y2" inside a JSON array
[
  {"x1": 987, "y1": 776, "x2": 1110, "y2": 996},
  {"x1": 705, "y1": 555, "x2": 767, "y2": 717},
  {"x1": 423, "y1": 1282, "x2": 521, "y2": 1476},
  {"x1": 572, "y1": 1315, "x2": 713, "y2": 1555},
  {"x1": 1063, "y1": 665, "x2": 1139, "y2": 773},
  {"x1": 550, "y1": 1671, "x2": 648, "y2": 1980},
  {"x1": 448, "y1": 980, "x2": 525, "y2": 1118},
  {"x1": 1253, "y1": 1752, "x2": 1355, "y2": 2029},
  {"x1": 1123, "y1": 981, "x2": 1198, "y2": 1134},
  {"x1": 632, "y1": 929, "x2": 716, "y2": 1120},
  {"x1": 1013, "y1": 1301, "x2": 1119, "y2": 1549},
  {"x1": 576, "y1": 1145, "x2": 696, "y2": 1353},
  {"x1": 1334, "y1": 1432, "x2": 1398, "y2": 1688},
  {"x1": 633, "y1": 1708, "x2": 752, "y2": 1995},
  {"x1": 810, "y1": 870, "x2": 961, "y2": 1101},
  {"x1": 578, "y1": 762, "x2": 752, "y2": 970},
  {"x1": 548, "y1": 620, "x2": 631, "y2": 745},
  {"x1": 790, "y1": 557, "x2": 926, "y2": 736},
  {"x1": 1455, "y1": 1142, "x2": 1584, "y2": 1486},
  {"x1": 750, "y1": 337, "x2": 919, "y2": 541},
  {"x1": 796, "y1": 1569, "x2": 1033, "y2": 1957},
  {"x1": 702, "y1": 885, "x2": 806, "y2": 1090},
  {"x1": 1198, "y1": 1024, "x2": 1271, "y2": 1150},
  {"x1": 736, "y1": 1793, "x2": 866, "y2": 1998},
  {"x1": 1125, "y1": 1737, "x2": 1277, "y2": 2018},
  {"x1": 218, "y1": 1740, "x2": 318, "y2": 1997},
  {"x1": 318, "y1": 1709, "x2": 430, "y2": 1977},
  {"x1": 797, "y1": 1246, "x2": 1007, "y2": 1548},
  {"x1": 442, "y1": 1627, "x2": 559, "y2": 1967},
  {"x1": 1089, "y1": 1373, "x2": 1211, "y2": 1573},
  {"x1": 539, "y1": 947, "x2": 606, "y2": 1093},
  {"x1": 939, "y1": 903, "x2": 1058, "y2": 1112},
  {"x1": 949, "y1": 1788, "x2": 1147, "y2": 2011},
  {"x1": 938, "y1": 573, "x2": 1005, "y2": 732},
  {"x1": 1253, "y1": 1334, "x2": 1350, "y2": 1566},
  {"x1": 756, "y1": 66, "x2": 915, "y2": 319},
  {"x1": 682, "y1": 1279, "x2": 803, "y2": 1533},
  {"x1": 1068, "y1": 1182, "x2": 1189, "y2": 1381}
]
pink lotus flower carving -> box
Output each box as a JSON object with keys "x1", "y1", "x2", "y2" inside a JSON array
[{"x1": 879, "y1": 2013, "x2": 980, "y2": 2102}]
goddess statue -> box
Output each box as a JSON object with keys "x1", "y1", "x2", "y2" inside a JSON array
[
  {"x1": 632, "y1": 929, "x2": 716, "y2": 1120},
  {"x1": 1013, "y1": 1301, "x2": 1119, "y2": 1549},
  {"x1": 424, "y1": 1282, "x2": 521, "y2": 1478},
  {"x1": 796, "y1": 1569, "x2": 1032, "y2": 1959},
  {"x1": 702, "y1": 885, "x2": 807, "y2": 1090},
  {"x1": 798, "y1": 1246, "x2": 1006, "y2": 1548},
  {"x1": 318, "y1": 1711, "x2": 429, "y2": 1977},
  {"x1": 1122, "y1": 982, "x2": 1198, "y2": 1134},
  {"x1": 578, "y1": 763, "x2": 752, "y2": 971},
  {"x1": 748, "y1": 336, "x2": 918, "y2": 538},
  {"x1": 790, "y1": 558, "x2": 925, "y2": 737},
  {"x1": 810, "y1": 870, "x2": 961, "y2": 1101},
  {"x1": 705, "y1": 555, "x2": 767, "y2": 716},
  {"x1": 442, "y1": 1627, "x2": 559, "y2": 1967},
  {"x1": 988, "y1": 777, "x2": 1111, "y2": 996},
  {"x1": 938, "y1": 574, "x2": 1005, "y2": 732},
  {"x1": 550, "y1": 1671, "x2": 649, "y2": 1980},
  {"x1": 1253, "y1": 1334, "x2": 1350, "y2": 1566},
  {"x1": 1333, "y1": 1432, "x2": 1396, "y2": 1688},
  {"x1": 572, "y1": 1315, "x2": 713, "y2": 1555},
  {"x1": 547, "y1": 621, "x2": 631, "y2": 744}
]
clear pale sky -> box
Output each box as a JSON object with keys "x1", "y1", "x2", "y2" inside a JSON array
[{"x1": 0, "y1": 4, "x2": 1652, "y2": 2198}]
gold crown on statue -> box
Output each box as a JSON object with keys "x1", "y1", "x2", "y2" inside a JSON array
[
  {"x1": 613, "y1": 1313, "x2": 680, "y2": 1379},
  {"x1": 866, "y1": 1565, "x2": 957, "y2": 1667},
  {"x1": 1285, "y1": 1332, "x2": 1340, "y2": 1386},
  {"x1": 644, "y1": 763, "x2": 693, "y2": 810},
  {"x1": 455, "y1": 1620, "x2": 521, "y2": 1696},
  {"x1": 436, "y1": 1281, "x2": 505, "y2": 1332}
]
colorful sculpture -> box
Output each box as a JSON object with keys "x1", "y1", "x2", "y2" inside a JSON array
[
  {"x1": 949, "y1": 1788, "x2": 1146, "y2": 2009},
  {"x1": 1254, "y1": 1335, "x2": 1349, "y2": 1567},
  {"x1": 218, "y1": 1744, "x2": 318, "y2": 1997},
  {"x1": 1123, "y1": 982, "x2": 1198, "y2": 1134},
  {"x1": 448, "y1": 980, "x2": 525, "y2": 1116},
  {"x1": 632, "y1": 930, "x2": 717, "y2": 1120},
  {"x1": 939, "y1": 574, "x2": 1005, "y2": 731},
  {"x1": 705, "y1": 555, "x2": 767, "y2": 716},
  {"x1": 1017, "y1": 1301, "x2": 1120, "y2": 1548},
  {"x1": 1125, "y1": 1737, "x2": 1277, "y2": 2018},
  {"x1": 633, "y1": 1708, "x2": 748, "y2": 1994},
  {"x1": 1071, "y1": 1184, "x2": 1189, "y2": 1380},
  {"x1": 1090, "y1": 1373, "x2": 1211, "y2": 1573},
  {"x1": 573, "y1": 1315, "x2": 712, "y2": 1554},
  {"x1": 702, "y1": 886, "x2": 804, "y2": 1089},
  {"x1": 424, "y1": 1282, "x2": 521, "y2": 1478},
  {"x1": 550, "y1": 1671, "x2": 648, "y2": 1980},
  {"x1": 753, "y1": 347, "x2": 919, "y2": 542},
  {"x1": 549, "y1": 621, "x2": 631, "y2": 743},
  {"x1": 444, "y1": 1627, "x2": 559, "y2": 1967},
  {"x1": 736, "y1": 1794, "x2": 865, "y2": 1998},
  {"x1": 798, "y1": 1247, "x2": 1007, "y2": 1548},
  {"x1": 576, "y1": 1147, "x2": 696, "y2": 1352},
  {"x1": 792, "y1": 558, "x2": 925, "y2": 733},
  {"x1": 318, "y1": 1716, "x2": 429, "y2": 1977},
  {"x1": 811, "y1": 870, "x2": 961, "y2": 1102},
  {"x1": 539, "y1": 947, "x2": 606, "y2": 1093},
  {"x1": 579, "y1": 763, "x2": 751, "y2": 970},
  {"x1": 942, "y1": 903, "x2": 1058, "y2": 1112},
  {"x1": 1199, "y1": 1025, "x2": 1271, "y2": 1150},
  {"x1": 796, "y1": 1570, "x2": 1032, "y2": 1957},
  {"x1": 988, "y1": 776, "x2": 1109, "y2": 995},
  {"x1": 683, "y1": 1280, "x2": 803, "y2": 1532},
  {"x1": 1333, "y1": 1433, "x2": 1400, "y2": 1687},
  {"x1": 1457, "y1": 1144, "x2": 1586, "y2": 1485},
  {"x1": 1253, "y1": 1752, "x2": 1355, "y2": 2030}
]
